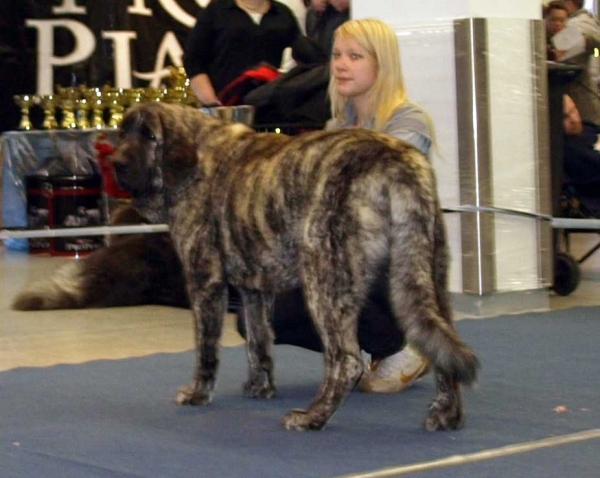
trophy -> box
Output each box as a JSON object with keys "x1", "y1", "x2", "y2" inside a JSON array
[
  {"x1": 68, "y1": 85, "x2": 92, "y2": 129},
  {"x1": 39, "y1": 94, "x2": 59, "y2": 130},
  {"x1": 57, "y1": 87, "x2": 78, "y2": 129},
  {"x1": 184, "y1": 89, "x2": 201, "y2": 108},
  {"x1": 123, "y1": 88, "x2": 145, "y2": 107},
  {"x1": 103, "y1": 87, "x2": 125, "y2": 128},
  {"x1": 163, "y1": 86, "x2": 187, "y2": 104},
  {"x1": 145, "y1": 87, "x2": 164, "y2": 102},
  {"x1": 163, "y1": 66, "x2": 200, "y2": 107},
  {"x1": 167, "y1": 66, "x2": 189, "y2": 89},
  {"x1": 89, "y1": 88, "x2": 106, "y2": 129},
  {"x1": 74, "y1": 97, "x2": 91, "y2": 129},
  {"x1": 13, "y1": 94, "x2": 35, "y2": 131}
]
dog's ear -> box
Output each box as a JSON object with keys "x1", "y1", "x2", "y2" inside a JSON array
[{"x1": 156, "y1": 104, "x2": 200, "y2": 187}]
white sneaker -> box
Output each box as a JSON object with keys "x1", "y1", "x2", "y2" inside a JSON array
[{"x1": 359, "y1": 344, "x2": 430, "y2": 393}]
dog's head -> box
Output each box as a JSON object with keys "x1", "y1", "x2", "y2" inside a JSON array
[{"x1": 109, "y1": 102, "x2": 220, "y2": 223}]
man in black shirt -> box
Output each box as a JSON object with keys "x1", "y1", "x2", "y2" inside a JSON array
[{"x1": 184, "y1": 0, "x2": 301, "y2": 105}]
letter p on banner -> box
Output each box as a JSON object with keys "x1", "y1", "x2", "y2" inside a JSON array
[{"x1": 26, "y1": 19, "x2": 96, "y2": 96}]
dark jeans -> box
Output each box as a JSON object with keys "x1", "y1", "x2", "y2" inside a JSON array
[{"x1": 235, "y1": 277, "x2": 405, "y2": 360}]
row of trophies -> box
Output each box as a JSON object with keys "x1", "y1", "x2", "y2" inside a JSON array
[{"x1": 13, "y1": 67, "x2": 199, "y2": 131}]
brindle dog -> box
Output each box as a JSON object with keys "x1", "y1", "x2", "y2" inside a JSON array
[{"x1": 109, "y1": 102, "x2": 479, "y2": 431}]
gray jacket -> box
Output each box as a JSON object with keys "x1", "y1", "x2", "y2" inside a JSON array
[{"x1": 326, "y1": 102, "x2": 433, "y2": 157}]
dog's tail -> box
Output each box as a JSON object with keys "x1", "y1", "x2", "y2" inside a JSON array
[
  {"x1": 387, "y1": 188, "x2": 479, "y2": 386},
  {"x1": 12, "y1": 260, "x2": 88, "y2": 310}
]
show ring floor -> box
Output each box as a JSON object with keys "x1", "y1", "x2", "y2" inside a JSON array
[{"x1": 1, "y1": 237, "x2": 599, "y2": 477}]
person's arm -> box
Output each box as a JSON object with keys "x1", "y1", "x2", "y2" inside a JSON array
[
  {"x1": 183, "y1": 7, "x2": 220, "y2": 105},
  {"x1": 571, "y1": 13, "x2": 600, "y2": 53},
  {"x1": 383, "y1": 108, "x2": 433, "y2": 157},
  {"x1": 189, "y1": 73, "x2": 221, "y2": 106},
  {"x1": 389, "y1": 130, "x2": 432, "y2": 157}
]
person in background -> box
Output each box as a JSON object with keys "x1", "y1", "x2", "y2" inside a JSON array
[
  {"x1": 563, "y1": 93, "x2": 584, "y2": 137},
  {"x1": 561, "y1": 0, "x2": 600, "y2": 124},
  {"x1": 305, "y1": 0, "x2": 350, "y2": 57},
  {"x1": 281, "y1": 0, "x2": 307, "y2": 34},
  {"x1": 545, "y1": 1, "x2": 569, "y2": 61},
  {"x1": 563, "y1": 94, "x2": 600, "y2": 203},
  {"x1": 184, "y1": 0, "x2": 301, "y2": 106},
  {"x1": 277, "y1": 0, "x2": 308, "y2": 71},
  {"x1": 257, "y1": 18, "x2": 435, "y2": 394}
]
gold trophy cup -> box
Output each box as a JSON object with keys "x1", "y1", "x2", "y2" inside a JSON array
[
  {"x1": 75, "y1": 98, "x2": 92, "y2": 129},
  {"x1": 57, "y1": 87, "x2": 79, "y2": 129},
  {"x1": 123, "y1": 88, "x2": 146, "y2": 108},
  {"x1": 39, "y1": 94, "x2": 59, "y2": 130},
  {"x1": 104, "y1": 88, "x2": 125, "y2": 128},
  {"x1": 89, "y1": 88, "x2": 106, "y2": 129},
  {"x1": 145, "y1": 87, "x2": 165, "y2": 103},
  {"x1": 13, "y1": 94, "x2": 35, "y2": 131}
]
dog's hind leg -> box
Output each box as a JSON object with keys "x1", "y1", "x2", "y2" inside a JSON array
[
  {"x1": 238, "y1": 289, "x2": 277, "y2": 399},
  {"x1": 388, "y1": 211, "x2": 479, "y2": 430},
  {"x1": 282, "y1": 292, "x2": 363, "y2": 430},
  {"x1": 176, "y1": 282, "x2": 228, "y2": 407},
  {"x1": 282, "y1": 255, "x2": 364, "y2": 431}
]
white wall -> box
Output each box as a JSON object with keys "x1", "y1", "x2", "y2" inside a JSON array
[
  {"x1": 351, "y1": 0, "x2": 546, "y2": 295},
  {"x1": 352, "y1": 0, "x2": 542, "y2": 23}
]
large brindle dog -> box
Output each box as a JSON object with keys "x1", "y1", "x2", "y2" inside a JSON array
[{"x1": 18, "y1": 102, "x2": 480, "y2": 431}]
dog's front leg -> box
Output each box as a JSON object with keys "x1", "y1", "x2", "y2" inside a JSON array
[
  {"x1": 238, "y1": 289, "x2": 276, "y2": 399},
  {"x1": 176, "y1": 282, "x2": 227, "y2": 407}
]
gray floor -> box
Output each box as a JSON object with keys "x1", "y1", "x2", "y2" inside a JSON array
[
  {"x1": 1, "y1": 232, "x2": 599, "y2": 478},
  {"x1": 1, "y1": 231, "x2": 598, "y2": 372}
]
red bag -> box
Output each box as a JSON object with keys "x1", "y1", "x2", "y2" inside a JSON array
[
  {"x1": 218, "y1": 64, "x2": 281, "y2": 106},
  {"x1": 94, "y1": 139, "x2": 130, "y2": 199}
]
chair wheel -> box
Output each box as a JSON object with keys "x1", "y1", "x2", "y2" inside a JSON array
[{"x1": 553, "y1": 252, "x2": 581, "y2": 296}]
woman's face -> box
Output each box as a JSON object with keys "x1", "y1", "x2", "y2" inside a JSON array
[{"x1": 331, "y1": 36, "x2": 378, "y2": 103}]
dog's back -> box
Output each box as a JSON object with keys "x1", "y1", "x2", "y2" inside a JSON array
[
  {"x1": 198, "y1": 127, "x2": 436, "y2": 295},
  {"x1": 196, "y1": 122, "x2": 477, "y2": 395}
]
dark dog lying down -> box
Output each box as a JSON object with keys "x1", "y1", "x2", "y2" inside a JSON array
[{"x1": 12, "y1": 206, "x2": 189, "y2": 311}]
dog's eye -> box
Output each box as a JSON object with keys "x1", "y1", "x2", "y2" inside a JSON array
[{"x1": 140, "y1": 124, "x2": 156, "y2": 141}]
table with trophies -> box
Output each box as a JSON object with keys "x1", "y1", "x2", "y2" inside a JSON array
[{"x1": 0, "y1": 67, "x2": 200, "y2": 253}]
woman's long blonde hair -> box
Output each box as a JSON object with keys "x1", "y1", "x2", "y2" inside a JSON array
[{"x1": 328, "y1": 18, "x2": 408, "y2": 130}]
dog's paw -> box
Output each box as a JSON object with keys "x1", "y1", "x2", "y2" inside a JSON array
[
  {"x1": 424, "y1": 399, "x2": 464, "y2": 431},
  {"x1": 175, "y1": 383, "x2": 212, "y2": 406},
  {"x1": 281, "y1": 409, "x2": 326, "y2": 431},
  {"x1": 244, "y1": 377, "x2": 276, "y2": 399}
]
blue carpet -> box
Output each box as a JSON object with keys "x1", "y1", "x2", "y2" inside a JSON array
[{"x1": 1, "y1": 307, "x2": 599, "y2": 477}]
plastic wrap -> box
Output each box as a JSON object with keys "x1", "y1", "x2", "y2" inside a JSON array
[
  {"x1": 388, "y1": 17, "x2": 552, "y2": 306},
  {"x1": 0, "y1": 129, "x2": 119, "y2": 234}
]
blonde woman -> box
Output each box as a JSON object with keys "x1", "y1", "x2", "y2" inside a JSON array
[
  {"x1": 328, "y1": 18, "x2": 433, "y2": 156},
  {"x1": 328, "y1": 18, "x2": 434, "y2": 392},
  {"x1": 241, "y1": 18, "x2": 434, "y2": 394}
]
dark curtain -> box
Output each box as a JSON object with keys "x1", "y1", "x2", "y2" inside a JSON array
[{"x1": 0, "y1": 0, "x2": 203, "y2": 133}]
